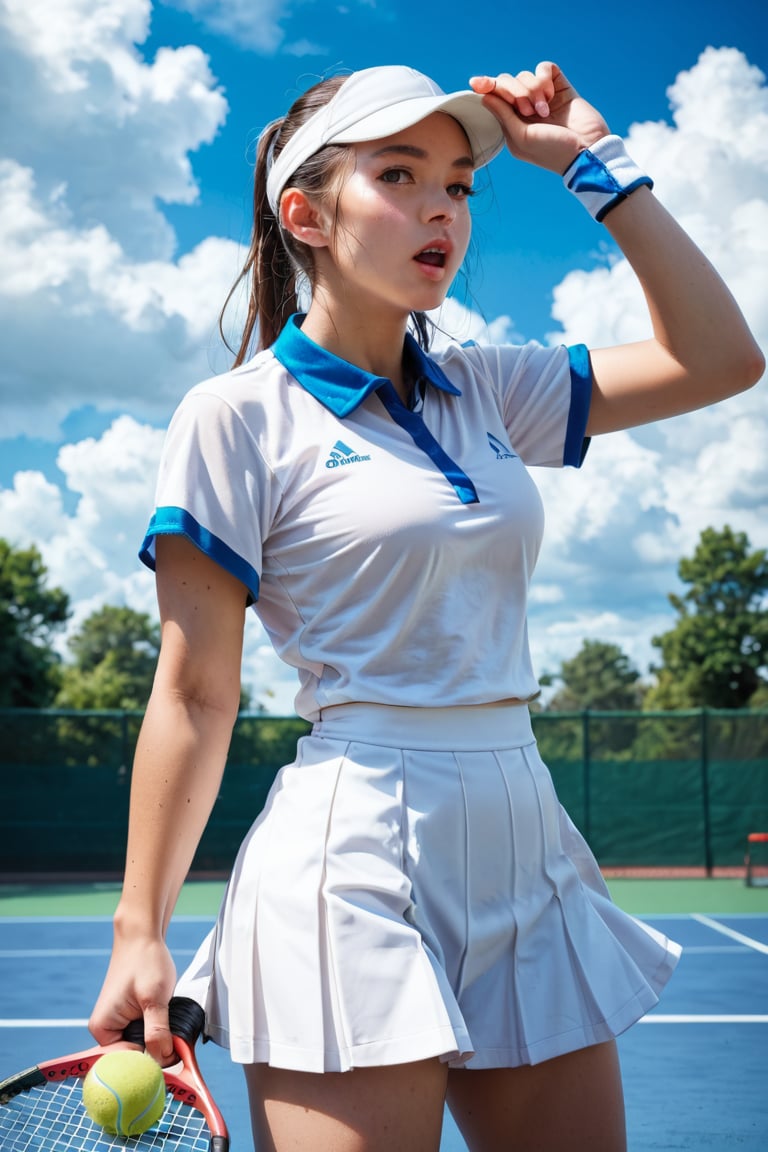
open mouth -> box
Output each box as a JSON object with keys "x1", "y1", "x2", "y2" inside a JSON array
[{"x1": 415, "y1": 247, "x2": 447, "y2": 268}]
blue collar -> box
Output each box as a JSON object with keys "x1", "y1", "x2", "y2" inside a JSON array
[{"x1": 271, "y1": 314, "x2": 461, "y2": 418}]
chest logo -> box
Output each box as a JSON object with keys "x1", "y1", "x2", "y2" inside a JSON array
[
  {"x1": 325, "y1": 439, "x2": 372, "y2": 469},
  {"x1": 487, "y1": 432, "x2": 517, "y2": 461}
]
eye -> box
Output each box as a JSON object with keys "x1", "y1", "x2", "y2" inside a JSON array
[
  {"x1": 379, "y1": 167, "x2": 412, "y2": 185},
  {"x1": 448, "y1": 182, "x2": 476, "y2": 199}
]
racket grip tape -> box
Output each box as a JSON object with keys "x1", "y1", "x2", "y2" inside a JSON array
[{"x1": 122, "y1": 996, "x2": 205, "y2": 1048}]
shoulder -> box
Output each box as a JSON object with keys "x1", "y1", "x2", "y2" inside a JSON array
[
  {"x1": 168, "y1": 349, "x2": 311, "y2": 455},
  {"x1": 429, "y1": 336, "x2": 590, "y2": 468},
  {"x1": 165, "y1": 348, "x2": 340, "y2": 483},
  {"x1": 182, "y1": 348, "x2": 285, "y2": 414},
  {"x1": 429, "y1": 337, "x2": 573, "y2": 395},
  {"x1": 160, "y1": 350, "x2": 290, "y2": 477}
]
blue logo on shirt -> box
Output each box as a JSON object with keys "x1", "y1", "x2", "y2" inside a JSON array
[
  {"x1": 325, "y1": 440, "x2": 372, "y2": 469},
  {"x1": 487, "y1": 433, "x2": 517, "y2": 461}
]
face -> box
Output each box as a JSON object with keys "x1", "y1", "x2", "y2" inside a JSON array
[{"x1": 316, "y1": 112, "x2": 476, "y2": 320}]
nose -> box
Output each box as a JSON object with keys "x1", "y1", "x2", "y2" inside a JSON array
[{"x1": 421, "y1": 185, "x2": 456, "y2": 224}]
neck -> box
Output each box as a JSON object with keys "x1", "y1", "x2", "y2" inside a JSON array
[{"x1": 300, "y1": 298, "x2": 413, "y2": 403}]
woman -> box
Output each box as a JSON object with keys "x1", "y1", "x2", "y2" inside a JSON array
[{"x1": 89, "y1": 62, "x2": 763, "y2": 1151}]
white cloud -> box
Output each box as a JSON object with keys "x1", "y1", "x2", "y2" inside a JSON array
[
  {"x1": 552, "y1": 47, "x2": 768, "y2": 350},
  {"x1": 0, "y1": 417, "x2": 161, "y2": 652},
  {"x1": 0, "y1": 159, "x2": 243, "y2": 436},
  {"x1": 429, "y1": 296, "x2": 520, "y2": 349},
  {"x1": 528, "y1": 385, "x2": 768, "y2": 683},
  {"x1": 164, "y1": 0, "x2": 338, "y2": 55},
  {"x1": 529, "y1": 608, "x2": 675, "y2": 695},
  {"x1": 0, "y1": 0, "x2": 240, "y2": 438},
  {"x1": 636, "y1": 410, "x2": 768, "y2": 561},
  {"x1": 0, "y1": 38, "x2": 766, "y2": 707},
  {"x1": 0, "y1": 415, "x2": 300, "y2": 708},
  {"x1": 529, "y1": 47, "x2": 768, "y2": 680},
  {"x1": 0, "y1": 0, "x2": 228, "y2": 256},
  {"x1": 0, "y1": 0, "x2": 152, "y2": 91},
  {"x1": 166, "y1": 0, "x2": 287, "y2": 53},
  {"x1": 0, "y1": 472, "x2": 65, "y2": 542},
  {"x1": 0, "y1": 416, "x2": 163, "y2": 590},
  {"x1": 283, "y1": 38, "x2": 328, "y2": 58},
  {"x1": 247, "y1": 641, "x2": 301, "y2": 715}
]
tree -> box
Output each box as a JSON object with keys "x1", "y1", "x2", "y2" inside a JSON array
[
  {"x1": 56, "y1": 603, "x2": 252, "y2": 711},
  {"x1": 55, "y1": 605, "x2": 161, "y2": 711},
  {"x1": 0, "y1": 538, "x2": 70, "y2": 706},
  {"x1": 646, "y1": 525, "x2": 768, "y2": 709},
  {"x1": 546, "y1": 639, "x2": 644, "y2": 712}
]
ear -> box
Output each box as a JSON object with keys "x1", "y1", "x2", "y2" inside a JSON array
[{"x1": 280, "y1": 189, "x2": 330, "y2": 249}]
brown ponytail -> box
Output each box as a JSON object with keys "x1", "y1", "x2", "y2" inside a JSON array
[
  {"x1": 218, "y1": 76, "x2": 345, "y2": 364},
  {"x1": 219, "y1": 74, "x2": 433, "y2": 365},
  {"x1": 218, "y1": 121, "x2": 294, "y2": 364}
]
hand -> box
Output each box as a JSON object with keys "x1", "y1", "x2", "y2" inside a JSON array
[
  {"x1": 470, "y1": 62, "x2": 610, "y2": 175},
  {"x1": 89, "y1": 935, "x2": 178, "y2": 1066}
]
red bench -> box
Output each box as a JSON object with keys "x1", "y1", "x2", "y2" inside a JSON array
[{"x1": 745, "y1": 832, "x2": 768, "y2": 887}]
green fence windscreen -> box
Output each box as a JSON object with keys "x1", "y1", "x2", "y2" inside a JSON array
[{"x1": 1, "y1": 708, "x2": 766, "y2": 876}]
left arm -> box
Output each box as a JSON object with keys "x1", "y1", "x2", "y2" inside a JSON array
[{"x1": 471, "y1": 64, "x2": 765, "y2": 435}]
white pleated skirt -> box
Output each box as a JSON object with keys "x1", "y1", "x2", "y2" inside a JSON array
[{"x1": 177, "y1": 702, "x2": 680, "y2": 1072}]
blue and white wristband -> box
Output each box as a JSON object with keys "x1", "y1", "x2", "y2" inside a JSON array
[{"x1": 562, "y1": 135, "x2": 653, "y2": 222}]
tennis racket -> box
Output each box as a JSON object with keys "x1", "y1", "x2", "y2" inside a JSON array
[{"x1": 0, "y1": 995, "x2": 229, "y2": 1150}]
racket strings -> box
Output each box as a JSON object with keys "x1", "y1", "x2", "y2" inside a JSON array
[{"x1": 0, "y1": 1077, "x2": 211, "y2": 1150}]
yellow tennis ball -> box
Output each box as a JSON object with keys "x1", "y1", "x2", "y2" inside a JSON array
[{"x1": 82, "y1": 1050, "x2": 166, "y2": 1136}]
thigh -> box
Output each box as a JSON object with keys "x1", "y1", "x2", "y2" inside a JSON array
[
  {"x1": 446, "y1": 1040, "x2": 626, "y2": 1152},
  {"x1": 245, "y1": 1057, "x2": 448, "y2": 1152}
]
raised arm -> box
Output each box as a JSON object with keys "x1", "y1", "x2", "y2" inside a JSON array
[
  {"x1": 471, "y1": 63, "x2": 764, "y2": 434},
  {"x1": 89, "y1": 535, "x2": 248, "y2": 1063},
  {"x1": 586, "y1": 187, "x2": 763, "y2": 433}
]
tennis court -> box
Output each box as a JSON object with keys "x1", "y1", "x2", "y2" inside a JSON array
[{"x1": 1, "y1": 879, "x2": 766, "y2": 1150}]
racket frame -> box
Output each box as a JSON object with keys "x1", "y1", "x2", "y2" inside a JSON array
[{"x1": 0, "y1": 996, "x2": 229, "y2": 1151}]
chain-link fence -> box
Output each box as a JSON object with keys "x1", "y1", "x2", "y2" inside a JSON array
[{"x1": 2, "y1": 708, "x2": 766, "y2": 876}]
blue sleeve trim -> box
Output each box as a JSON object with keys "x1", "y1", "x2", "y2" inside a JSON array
[
  {"x1": 564, "y1": 344, "x2": 592, "y2": 467},
  {"x1": 139, "y1": 506, "x2": 260, "y2": 601}
]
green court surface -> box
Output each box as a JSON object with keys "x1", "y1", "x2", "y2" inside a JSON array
[
  {"x1": 607, "y1": 876, "x2": 768, "y2": 914},
  {"x1": 1, "y1": 876, "x2": 767, "y2": 917}
]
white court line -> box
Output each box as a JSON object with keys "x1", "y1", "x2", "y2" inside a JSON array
[
  {"x1": 0, "y1": 949, "x2": 196, "y2": 959},
  {"x1": 0, "y1": 1020, "x2": 89, "y2": 1028},
  {"x1": 3, "y1": 1014, "x2": 767, "y2": 1030},
  {"x1": 0, "y1": 949, "x2": 112, "y2": 958},
  {"x1": 0, "y1": 915, "x2": 216, "y2": 924},
  {"x1": 2, "y1": 1015, "x2": 767, "y2": 1037},
  {"x1": 640, "y1": 1015, "x2": 768, "y2": 1023},
  {"x1": 692, "y1": 913, "x2": 768, "y2": 955},
  {"x1": 639, "y1": 912, "x2": 768, "y2": 919},
  {"x1": 681, "y1": 945, "x2": 751, "y2": 954}
]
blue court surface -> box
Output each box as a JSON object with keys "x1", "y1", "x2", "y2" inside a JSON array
[{"x1": 1, "y1": 911, "x2": 766, "y2": 1149}]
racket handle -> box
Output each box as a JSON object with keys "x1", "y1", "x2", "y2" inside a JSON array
[{"x1": 122, "y1": 997, "x2": 205, "y2": 1048}]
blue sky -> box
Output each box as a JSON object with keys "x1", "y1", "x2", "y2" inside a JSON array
[
  {"x1": 149, "y1": 0, "x2": 767, "y2": 325},
  {"x1": 0, "y1": 0, "x2": 766, "y2": 710},
  {"x1": 147, "y1": 0, "x2": 767, "y2": 341}
]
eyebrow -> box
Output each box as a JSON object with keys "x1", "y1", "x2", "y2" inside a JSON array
[{"x1": 368, "y1": 143, "x2": 475, "y2": 169}]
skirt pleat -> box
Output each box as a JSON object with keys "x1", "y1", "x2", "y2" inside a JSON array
[{"x1": 177, "y1": 703, "x2": 680, "y2": 1071}]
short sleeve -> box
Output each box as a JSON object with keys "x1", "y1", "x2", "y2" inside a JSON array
[
  {"x1": 139, "y1": 388, "x2": 280, "y2": 601},
  {"x1": 459, "y1": 341, "x2": 592, "y2": 468}
]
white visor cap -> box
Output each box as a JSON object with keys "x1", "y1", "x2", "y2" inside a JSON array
[{"x1": 265, "y1": 65, "x2": 506, "y2": 214}]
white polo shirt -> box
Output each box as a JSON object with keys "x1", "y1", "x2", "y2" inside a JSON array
[{"x1": 141, "y1": 316, "x2": 591, "y2": 721}]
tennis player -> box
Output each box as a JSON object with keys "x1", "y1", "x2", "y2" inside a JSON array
[{"x1": 89, "y1": 63, "x2": 763, "y2": 1151}]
